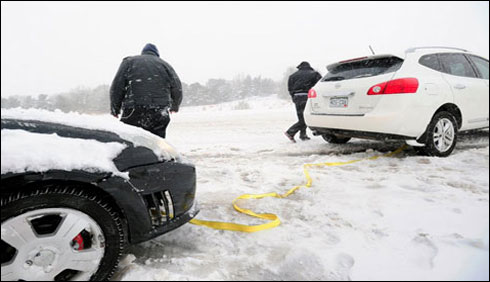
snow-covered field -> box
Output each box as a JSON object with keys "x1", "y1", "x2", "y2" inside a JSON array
[{"x1": 113, "y1": 96, "x2": 489, "y2": 281}]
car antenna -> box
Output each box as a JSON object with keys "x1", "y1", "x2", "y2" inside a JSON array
[{"x1": 369, "y1": 45, "x2": 376, "y2": 55}]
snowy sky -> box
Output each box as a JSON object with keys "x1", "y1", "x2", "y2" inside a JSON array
[{"x1": 1, "y1": 1, "x2": 489, "y2": 96}]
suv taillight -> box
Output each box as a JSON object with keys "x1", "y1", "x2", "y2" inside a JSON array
[
  {"x1": 367, "y1": 78, "x2": 419, "y2": 95},
  {"x1": 308, "y1": 89, "x2": 317, "y2": 98}
]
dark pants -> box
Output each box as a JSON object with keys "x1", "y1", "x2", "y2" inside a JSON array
[
  {"x1": 287, "y1": 95, "x2": 308, "y2": 137},
  {"x1": 120, "y1": 106, "x2": 171, "y2": 139}
]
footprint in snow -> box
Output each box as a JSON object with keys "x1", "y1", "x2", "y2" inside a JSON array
[{"x1": 408, "y1": 233, "x2": 439, "y2": 270}]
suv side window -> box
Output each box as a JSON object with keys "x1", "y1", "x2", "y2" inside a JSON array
[
  {"x1": 419, "y1": 54, "x2": 442, "y2": 71},
  {"x1": 467, "y1": 55, "x2": 489, "y2": 80},
  {"x1": 439, "y1": 53, "x2": 478, "y2": 78}
]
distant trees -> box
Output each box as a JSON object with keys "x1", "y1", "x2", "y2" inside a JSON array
[
  {"x1": 1, "y1": 96, "x2": 21, "y2": 108},
  {"x1": 1, "y1": 86, "x2": 111, "y2": 114},
  {"x1": 181, "y1": 75, "x2": 280, "y2": 107},
  {"x1": 1, "y1": 68, "x2": 298, "y2": 113}
]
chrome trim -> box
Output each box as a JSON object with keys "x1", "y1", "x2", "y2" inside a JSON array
[
  {"x1": 310, "y1": 113, "x2": 365, "y2": 117},
  {"x1": 164, "y1": 191, "x2": 174, "y2": 219},
  {"x1": 321, "y1": 91, "x2": 355, "y2": 97}
]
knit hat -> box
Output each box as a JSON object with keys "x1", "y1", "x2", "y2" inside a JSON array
[
  {"x1": 297, "y1": 61, "x2": 312, "y2": 69},
  {"x1": 142, "y1": 43, "x2": 160, "y2": 57}
]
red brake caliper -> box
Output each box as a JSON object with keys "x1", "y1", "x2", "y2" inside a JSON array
[{"x1": 72, "y1": 234, "x2": 85, "y2": 251}]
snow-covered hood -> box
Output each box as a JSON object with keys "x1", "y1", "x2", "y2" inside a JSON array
[
  {"x1": 1, "y1": 128, "x2": 130, "y2": 178},
  {"x1": 1, "y1": 108, "x2": 182, "y2": 178},
  {"x1": 1, "y1": 108, "x2": 180, "y2": 161}
]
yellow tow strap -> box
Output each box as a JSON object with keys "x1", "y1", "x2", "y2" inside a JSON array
[{"x1": 190, "y1": 145, "x2": 407, "y2": 232}]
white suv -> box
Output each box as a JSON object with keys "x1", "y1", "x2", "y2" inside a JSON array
[{"x1": 305, "y1": 47, "x2": 489, "y2": 157}]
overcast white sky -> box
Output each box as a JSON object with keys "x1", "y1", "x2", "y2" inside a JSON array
[{"x1": 1, "y1": 1, "x2": 489, "y2": 96}]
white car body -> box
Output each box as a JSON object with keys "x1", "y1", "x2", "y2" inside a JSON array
[{"x1": 305, "y1": 47, "x2": 489, "y2": 146}]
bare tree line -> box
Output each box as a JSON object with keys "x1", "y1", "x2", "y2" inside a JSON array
[{"x1": 2, "y1": 68, "x2": 296, "y2": 114}]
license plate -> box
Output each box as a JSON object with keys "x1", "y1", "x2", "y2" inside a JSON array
[{"x1": 330, "y1": 97, "x2": 348, "y2": 108}]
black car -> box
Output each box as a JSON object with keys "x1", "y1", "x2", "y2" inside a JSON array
[{"x1": 1, "y1": 116, "x2": 198, "y2": 281}]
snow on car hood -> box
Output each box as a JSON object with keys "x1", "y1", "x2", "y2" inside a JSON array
[
  {"x1": 1, "y1": 129, "x2": 129, "y2": 178},
  {"x1": 1, "y1": 108, "x2": 180, "y2": 161}
]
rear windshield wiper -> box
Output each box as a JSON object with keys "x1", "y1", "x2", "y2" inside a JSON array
[
  {"x1": 352, "y1": 74, "x2": 374, "y2": 79},
  {"x1": 324, "y1": 76, "x2": 345, "y2": 82}
]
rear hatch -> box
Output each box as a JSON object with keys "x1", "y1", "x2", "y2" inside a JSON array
[{"x1": 310, "y1": 55, "x2": 404, "y2": 115}]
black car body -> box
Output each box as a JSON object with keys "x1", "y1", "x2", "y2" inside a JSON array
[{"x1": 1, "y1": 116, "x2": 198, "y2": 280}]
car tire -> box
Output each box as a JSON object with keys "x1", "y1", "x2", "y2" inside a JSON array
[
  {"x1": 322, "y1": 134, "x2": 352, "y2": 144},
  {"x1": 1, "y1": 184, "x2": 125, "y2": 281},
  {"x1": 419, "y1": 111, "x2": 458, "y2": 157}
]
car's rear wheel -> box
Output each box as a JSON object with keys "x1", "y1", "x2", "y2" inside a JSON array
[
  {"x1": 1, "y1": 185, "x2": 125, "y2": 281},
  {"x1": 322, "y1": 134, "x2": 352, "y2": 144},
  {"x1": 419, "y1": 111, "x2": 458, "y2": 157}
]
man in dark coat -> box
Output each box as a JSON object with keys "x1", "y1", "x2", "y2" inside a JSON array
[
  {"x1": 285, "y1": 61, "x2": 322, "y2": 142},
  {"x1": 110, "y1": 43, "x2": 182, "y2": 139}
]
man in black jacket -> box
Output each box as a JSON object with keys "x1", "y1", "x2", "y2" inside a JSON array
[
  {"x1": 110, "y1": 43, "x2": 182, "y2": 139},
  {"x1": 285, "y1": 61, "x2": 322, "y2": 142}
]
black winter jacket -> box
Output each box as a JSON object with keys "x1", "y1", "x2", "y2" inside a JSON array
[
  {"x1": 110, "y1": 50, "x2": 182, "y2": 115},
  {"x1": 287, "y1": 66, "x2": 322, "y2": 97}
]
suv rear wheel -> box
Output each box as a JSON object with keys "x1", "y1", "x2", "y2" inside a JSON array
[
  {"x1": 1, "y1": 185, "x2": 125, "y2": 281},
  {"x1": 322, "y1": 134, "x2": 352, "y2": 144},
  {"x1": 419, "y1": 111, "x2": 458, "y2": 157}
]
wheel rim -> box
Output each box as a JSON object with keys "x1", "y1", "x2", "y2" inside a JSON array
[
  {"x1": 1, "y1": 208, "x2": 105, "y2": 281},
  {"x1": 322, "y1": 134, "x2": 333, "y2": 142},
  {"x1": 433, "y1": 118, "x2": 455, "y2": 153}
]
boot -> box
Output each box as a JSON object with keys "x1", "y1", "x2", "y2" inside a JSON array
[
  {"x1": 299, "y1": 133, "x2": 310, "y2": 141},
  {"x1": 285, "y1": 132, "x2": 296, "y2": 143}
]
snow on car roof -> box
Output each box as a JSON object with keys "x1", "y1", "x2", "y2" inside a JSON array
[{"x1": 1, "y1": 108, "x2": 180, "y2": 162}]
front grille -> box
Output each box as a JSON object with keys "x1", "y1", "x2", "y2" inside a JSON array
[{"x1": 144, "y1": 190, "x2": 175, "y2": 226}]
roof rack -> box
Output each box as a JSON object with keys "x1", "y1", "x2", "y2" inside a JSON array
[{"x1": 406, "y1": 46, "x2": 468, "y2": 53}]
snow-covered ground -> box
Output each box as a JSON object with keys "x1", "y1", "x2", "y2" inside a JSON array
[{"x1": 113, "y1": 95, "x2": 489, "y2": 281}]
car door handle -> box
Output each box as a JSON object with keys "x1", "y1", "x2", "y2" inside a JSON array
[{"x1": 454, "y1": 84, "x2": 466, "y2": 90}]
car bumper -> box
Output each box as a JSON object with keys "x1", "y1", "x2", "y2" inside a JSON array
[
  {"x1": 100, "y1": 161, "x2": 198, "y2": 244},
  {"x1": 309, "y1": 126, "x2": 416, "y2": 140},
  {"x1": 305, "y1": 100, "x2": 434, "y2": 138}
]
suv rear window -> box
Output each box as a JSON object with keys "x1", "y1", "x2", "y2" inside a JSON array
[
  {"x1": 419, "y1": 54, "x2": 442, "y2": 71},
  {"x1": 323, "y1": 57, "x2": 403, "y2": 82}
]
